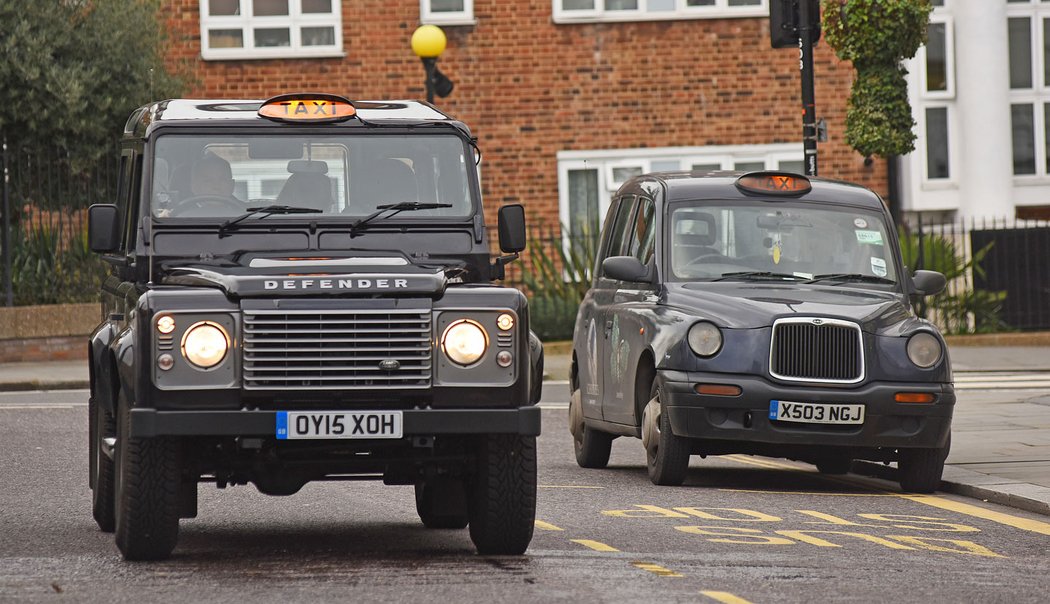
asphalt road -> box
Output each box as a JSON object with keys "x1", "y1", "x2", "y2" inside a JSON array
[{"x1": 1, "y1": 386, "x2": 1049, "y2": 603}]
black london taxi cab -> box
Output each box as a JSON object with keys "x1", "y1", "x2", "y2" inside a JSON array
[
  {"x1": 569, "y1": 171, "x2": 954, "y2": 493},
  {"x1": 86, "y1": 93, "x2": 541, "y2": 560}
]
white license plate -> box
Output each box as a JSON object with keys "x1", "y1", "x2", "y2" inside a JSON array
[
  {"x1": 769, "y1": 400, "x2": 865, "y2": 425},
  {"x1": 276, "y1": 411, "x2": 403, "y2": 440}
]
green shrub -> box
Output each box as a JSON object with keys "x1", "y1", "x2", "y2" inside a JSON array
[
  {"x1": 521, "y1": 227, "x2": 598, "y2": 341},
  {"x1": 10, "y1": 220, "x2": 104, "y2": 305}
]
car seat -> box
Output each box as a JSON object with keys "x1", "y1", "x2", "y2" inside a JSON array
[
  {"x1": 348, "y1": 158, "x2": 419, "y2": 213},
  {"x1": 277, "y1": 164, "x2": 334, "y2": 212}
]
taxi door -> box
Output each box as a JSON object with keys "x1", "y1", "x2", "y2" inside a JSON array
[{"x1": 601, "y1": 195, "x2": 657, "y2": 426}]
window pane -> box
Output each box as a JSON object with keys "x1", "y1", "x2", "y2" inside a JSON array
[
  {"x1": 1011, "y1": 103, "x2": 1036, "y2": 175},
  {"x1": 686, "y1": 0, "x2": 716, "y2": 5},
  {"x1": 209, "y1": 0, "x2": 240, "y2": 16},
  {"x1": 778, "y1": 160, "x2": 805, "y2": 174},
  {"x1": 1009, "y1": 17, "x2": 1033, "y2": 89},
  {"x1": 209, "y1": 29, "x2": 244, "y2": 48},
  {"x1": 1044, "y1": 18, "x2": 1050, "y2": 86},
  {"x1": 612, "y1": 166, "x2": 642, "y2": 183},
  {"x1": 608, "y1": 198, "x2": 636, "y2": 258},
  {"x1": 431, "y1": 0, "x2": 465, "y2": 11},
  {"x1": 728, "y1": 0, "x2": 762, "y2": 5},
  {"x1": 925, "y1": 107, "x2": 950, "y2": 179},
  {"x1": 563, "y1": 0, "x2": 595, "y2": 9},
  {"x1": 301, "y1": 0, "x2": 332, "y2": 13},
  {"x1": 568, "y1": 169, "x2": 601, "y2": 239},
  {"x1": 605, "y1": 0, "x2": 638, "y2": 10},
  {"x1": 1044, "y1": 104, "x2": 1050, "y2": 174},
  {"x1": 649, "y1": 0, "x2": 675, "y2": 10},
  {"x1": 691, "y1": 162, "x2": 721, "y2": 171},
  {"x1": 630, "y1": 198, "x2": 656, "y2": 264},
  {"x1": 255, "y1": 27, "x2": 290, "y2": 47},
  {"x1": 650, "y1": 160, "x2": 680, "y2": 171},
  {"x1": 925, "y1": 23, "x2": 947, "y2": 92},
  {"x1": 253, "y1": 0, "x2": 288, "y2": 16},
  {"x1": 735, "y1": 161, "x2": 765, "y2": 172},
  {"x1": 301, "y1": 26, "x2": 335, "y2": 46}
]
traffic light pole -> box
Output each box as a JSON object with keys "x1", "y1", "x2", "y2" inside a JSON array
[{"x1": 799, "y1": 0, "x2": 818, "y2": 176}]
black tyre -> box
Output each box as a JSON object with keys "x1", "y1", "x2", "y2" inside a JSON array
[
  {"x1": 641, "y1": 382, "x2": 690, "y2": 486},
  {"x1": 415, "y1": 479, "x2": 469, "y2": 529},
  {"x1": 467, "y1": 434, "x2": 537, "y2": 555},
  {"x1": 90, "y1": 396, "x2": 116, "y2": 533},
  {"x1": 815, "y1": 458, "x2": 853, "y2": 475},
  {"x1": 114, "y1": 390, "x2": 181, "y2": 561},
  {"x1": 898, "y1": 432, "x2": 951, "y2": 493},
  {"x1": 569, "y1": 389, "x2": 612, "y2": 469}
]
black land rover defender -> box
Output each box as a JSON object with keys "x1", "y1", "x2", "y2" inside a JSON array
[{"x1": 86, "y1": 94, "x2": 542, "y2": 560}]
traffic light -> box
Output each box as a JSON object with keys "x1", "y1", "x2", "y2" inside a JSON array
[{"x1": 770, "y1": 0, "x2": 821, "y2": 49}]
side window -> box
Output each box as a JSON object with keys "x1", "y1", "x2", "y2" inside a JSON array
[
  {"x1": 605, "y1": 195, "x2": 637, "y2": 260},
  {"x1": 628, "y1": 197, "x2": 656, "y2": 264},
  {"x1": 113, "y1": 151, "x2": 133, "y2": 250},
  {"x1": 123, "y1": 154, "x2": 143, "y2": 253}
]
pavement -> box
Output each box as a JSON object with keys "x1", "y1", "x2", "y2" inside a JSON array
[{"x1": 2, "y1": 344, "x2": 1049, "y2": 517}]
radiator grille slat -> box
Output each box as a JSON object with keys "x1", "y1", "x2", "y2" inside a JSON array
[
  {"x1": 243, "y1": 308, "x2": 432, "y2": 390},
  {"x1": 769, "y1": 319, "x2": 863, "y2": 383}
]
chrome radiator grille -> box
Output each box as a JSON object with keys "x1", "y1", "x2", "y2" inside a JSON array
[
  {"x1": 768, "y1": 318, "x2": 864, "y2": 384},
  {"x1": 242, "y1": 308, "x2": 432, "y2": 390}
]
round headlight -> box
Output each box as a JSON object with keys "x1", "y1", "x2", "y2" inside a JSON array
[
  {"x1": 181, "y1": 321, "x2": 229, "y2": 369},
  {"x1": 442, "y1": 319, "x2": 489, "y2": 366},
  {"x1": 907, "y1": 332, "x2": 942, "y2": 368},
  {"x1": 688, "y1": 321, "x2": 722, "y2": 357}
]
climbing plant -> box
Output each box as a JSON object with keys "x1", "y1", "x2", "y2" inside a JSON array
[{"x1": 822, "y1": 0, "x2": 933, "y2": 158}]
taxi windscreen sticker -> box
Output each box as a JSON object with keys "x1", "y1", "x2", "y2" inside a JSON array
[
  {"x1": 870, "y1": 257, "x2": 888, "y2": 277},
  {"x1": 853, "y1": 217, "x2": 868, "y2": 229},
  {"x1": 855, "y1": 230, "x2": 884, "y2": 245}
]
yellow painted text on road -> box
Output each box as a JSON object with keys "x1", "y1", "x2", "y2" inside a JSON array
[
  {"x1": 901, "y1": 494, "x2": 1050, "y2": 536},
  {"x1": 701, "y1": 591, "x2": 755, "y2": 604},
  {"x1": 571, "y1": 539, "x2": 620, "y2": 552},
  {"x1": 534, "y1": 520, "x2": 564, "y2": 531},
  {"x1": 632, "y1": 562, "x2": 683, "y2": 578}
]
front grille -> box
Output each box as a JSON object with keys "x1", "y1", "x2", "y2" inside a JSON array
[
  {"x1": 769, "y1": 318, "x2": 864, "y2": 383},
  {"x1": 243, "y1": 308, "x2": 432, "y2": 390}
]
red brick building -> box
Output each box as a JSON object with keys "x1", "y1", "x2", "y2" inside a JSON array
[{"x1": 162, "y1": 1, "x2": 883, "y2": 235}]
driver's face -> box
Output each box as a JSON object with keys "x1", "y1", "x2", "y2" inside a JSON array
[{"x1": 191, "y1": 163, "x2": 234, "y2": 197}]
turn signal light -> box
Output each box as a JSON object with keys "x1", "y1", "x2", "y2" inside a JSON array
[
  {"x1": 895, "y1": 392, "x2": 935, "y2": 404},
  {"x1": 694, "y1": 384, "x2": 742, "y2": 397}
]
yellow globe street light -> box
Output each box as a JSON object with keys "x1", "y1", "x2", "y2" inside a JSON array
[{"x1": 411, "y1": 25, "x2": 454, "y2": 104}]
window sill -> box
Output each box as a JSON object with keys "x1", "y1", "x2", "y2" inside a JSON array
[
  {"x1": 420, "y1": 17, "x2": 477, "y2": 26},
  {"x1": 553, "y1": 9, "x2": 766, "y2": 24},
  {"x1": 201, "y1": 49, "x2": 346, "y2": 62}
]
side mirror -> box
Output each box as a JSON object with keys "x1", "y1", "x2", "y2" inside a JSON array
[
  {"x1": 911, "y1": 270, "x2": 947, "y2": 297},
  {"x1": 498, "y1": 204, "x2": 526, "y2": 253},
  {"x1": 603, "y1": 256, "x2": 650, "y2": 282},
  {"x1": 88, "y1": 204, "x2": 121, "y2": 253}
]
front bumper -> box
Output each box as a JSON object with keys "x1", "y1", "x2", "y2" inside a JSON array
[
  {"x1": 661, "y1": 370, "x2": 954, "y2": 450},
  {"x1": 130, "y1": 406, "x2": 541, "y2": 438}
]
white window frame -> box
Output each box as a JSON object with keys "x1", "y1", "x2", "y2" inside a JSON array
[
  {"x1": 918, "y1": 15, "x2": 955, "y2": 101},
  {"x1": 552, "y1": 0, "x2": 767, "y2": 24},
  {"x1": 420, "y1": 0, "x2": 475, "y2": 26},
  {"x1": 917, "y1": 102, "x2": 955, "y2": 185},
  {"x1": 200, "y1": 0, "x2": 344, "y2": 61},
  {"x1": 557, "y1": 143, "x2": 800, "y2": 238},
  {"x1": 1007, "y1": 1, "x2": 1050, "y2": 181}
]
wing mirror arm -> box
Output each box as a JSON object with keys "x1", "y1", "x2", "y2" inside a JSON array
[{"x1": 491, "y1": 252, "x2": 519, "y2": 281}]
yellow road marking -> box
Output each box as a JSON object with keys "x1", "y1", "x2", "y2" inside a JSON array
[
  {"x1": 534, "y1": 520, "x2": 564, "y2": 531},
  {"x1": 723, "y1": 455, "x2": 803, "y2": 471},
  {"x1": 701, "y1": 591, "x2": 755, "y2": 604},
  {"x1": 538, "y1": 485, "x2": 605, "y2": 489},
  {"x1": 900, "y1": 494, "x2": 1050, "y2": 536},
  {"x1": 718, "y1": 489, "x2": 897, "y2": 497},
  {"x1": 571, "y1": 539, "x2": 620, "y2": 552},
  {"x1": 632, "y1": 562, "x2": 683, "y2": 577}
]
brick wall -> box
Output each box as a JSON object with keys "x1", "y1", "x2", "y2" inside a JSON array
[{"x1": 162, "y1": 1, "x2": 886, "y2": 228}]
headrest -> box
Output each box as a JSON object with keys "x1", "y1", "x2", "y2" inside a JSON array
[{"x1": 287, "y1": 160, "x2": 329, "y2": 174}]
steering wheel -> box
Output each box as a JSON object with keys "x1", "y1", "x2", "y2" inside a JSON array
[
  {"x1": 685, "y1": 253, "x2": 748, "y2": 267},
  {"x1": 168, "y1": 195, "x2": 244, "y2": 217}
]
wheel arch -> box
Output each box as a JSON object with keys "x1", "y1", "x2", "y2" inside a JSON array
[{"x1": 633, "y1": 348, "x2": 657, "y2": 427}]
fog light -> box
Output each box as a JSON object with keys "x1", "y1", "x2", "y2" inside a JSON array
[
  {"x1": 695, "y1": 384, "x2": 742, "y2": 396},
  {"x1": 496, "y1": 350, "x2": 513, "y2": 367},
  {"x1": 497, "y1": 313, "x2": 514, "y2": 331},
  {"x1": 156, "y1": 315, "x2": 175, "y2": 334},
  {"x1": 157, "y1": 353, "x2": 174, "y2": 371},
  {"x1": 895, "y1": 392, "x2": 935, "y2": 404}
]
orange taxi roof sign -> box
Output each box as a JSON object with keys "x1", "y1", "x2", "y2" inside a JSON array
[
  {"x1": 736, "y1": 172, "x2": 812, "y2": 196},
  {"x1": 259, "y1": 93, "x2": 356, "y2": 123}
]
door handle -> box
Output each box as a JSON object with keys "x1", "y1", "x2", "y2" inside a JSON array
[{"x1": 604, "y1": 319, "x2": 613, "y2": 336}]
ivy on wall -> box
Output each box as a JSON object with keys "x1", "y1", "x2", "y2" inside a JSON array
[{"x1": 822, "y1": 0, "x2": 933, "y2": 158}]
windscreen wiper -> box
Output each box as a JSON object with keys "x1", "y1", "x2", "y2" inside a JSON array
[
  {"x1": 218, "y1": 205, "x2": 322, "y2": 237},
  {"x1": 806, "y1": 273, "x2": 896, "y2": 285},
  {"x1": 350, "y1": 201, "x2": 453, "y2": 235},
  {"x1": 713, "y1": 271, "x2": 808, "y2": 281}
]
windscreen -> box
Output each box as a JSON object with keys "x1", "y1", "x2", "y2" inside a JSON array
[
  {"x1": 150, "y1": 134, "x2": 474, "y2": 219},
  {"x1": 668, "y1": 200, "x2": 898, "y2": 285}
]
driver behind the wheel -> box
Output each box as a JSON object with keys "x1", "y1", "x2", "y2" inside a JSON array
[{"x1": 190, "y1": 152, "x2": 239, "y2": 201}]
